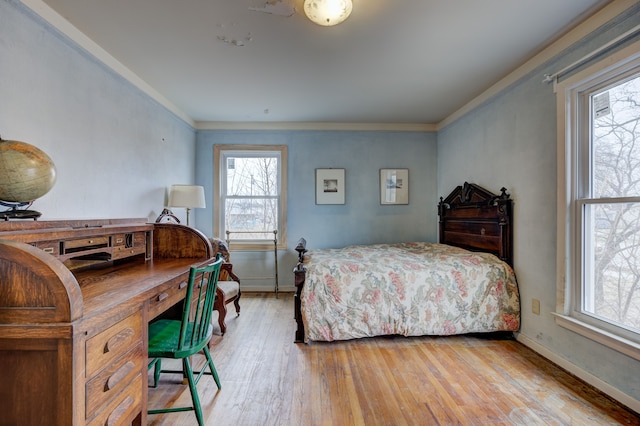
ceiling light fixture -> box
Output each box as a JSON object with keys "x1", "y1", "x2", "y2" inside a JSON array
[{"x1": 303, "y1": 0, "x2": 353, "y2": 27}]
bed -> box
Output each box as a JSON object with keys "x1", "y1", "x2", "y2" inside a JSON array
[{"x1": 293, "y1": 182, "x2": 519, "y2": 343}]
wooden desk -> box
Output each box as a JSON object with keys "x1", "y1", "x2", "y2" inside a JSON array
[{"x1": 0, "y1": 218, "x2": 213, "y2": 425}]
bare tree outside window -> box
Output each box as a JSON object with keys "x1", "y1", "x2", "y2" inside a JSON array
[
  {"x1": 224, "y1": 154, "x2": 279, "y2": 240},
  {"x1": 585, "y1": 74, "x2": 640, "y2": 332}
]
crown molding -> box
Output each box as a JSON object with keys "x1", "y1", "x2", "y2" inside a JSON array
[
  {"x1": 20, "y1": 0, "x2": 195, "y2": 127},
  {"x1": 437, "y1": 0, "x2": 636, "y2": 130},
  {"x1": 18, "y1": 0, "x2": 435, "y2": 132},
  {"x1": 195, "y1": 121, "x2": 437, "y2": 132},
  {"x1": 21, "y1": 0, "x2": 631, "y2": 133}
]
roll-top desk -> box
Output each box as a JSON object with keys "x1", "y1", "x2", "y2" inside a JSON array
[{"x1": 0, "y1": 218, "x2": 214, "y2": 425}]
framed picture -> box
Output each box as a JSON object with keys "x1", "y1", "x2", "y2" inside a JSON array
[
  {"x1": 380, "y1": 169, "x2": 409, "y2": 205},
  {"x1": 316, "y1": 168, "x2": 345, "y2": 204}
]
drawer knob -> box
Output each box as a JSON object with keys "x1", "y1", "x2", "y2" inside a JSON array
[
  {"x1": 105, "y1": 361, "x2": 136, "y2": 391},
  {"x1": 157, "y1": 292, "x2": 169, "y2": 302},
  {"x1": 104, "y1": 328, "x2": 135, "y2": 354},
  {"x1": 178, "y1": 281, "x2": 188, "y2": 289},
  {"x1": 106, "y1": 395, "x2": 134, "y2": 426}
]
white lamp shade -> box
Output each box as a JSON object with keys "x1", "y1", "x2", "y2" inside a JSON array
[
  {"x1": 304, "y1": 0, "x2": 352, "y2": 26},
  {"x1": 168, "y1": 185, "x2": 206, "y2": 209}
]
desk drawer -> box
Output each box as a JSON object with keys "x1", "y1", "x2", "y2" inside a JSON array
[
  {"x1": 34, "y1": 241, "x2": 60, "y2": 256},
  {"x1": 148, "y1": 276, "x2": 190, "y2": 320},
  {"x1": 112, "y1": 245, "x2": 146, "y2": 260},
  {"x1": 86, "y1": 312, "x2": 143, "y2": 377},
  {"x1": 87, "y1": 374, "x2": 143, "y2": 426},
  {"x1": 65, "y1": 236, "x2": 110, "y2": 250},
  {"x1": 85, "y1": 343, "x2": 144, "y2": 419}
]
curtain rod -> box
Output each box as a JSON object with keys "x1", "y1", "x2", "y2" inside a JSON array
[{"x1": 543, "y1": 23, "x2": 640, "y2": 84}]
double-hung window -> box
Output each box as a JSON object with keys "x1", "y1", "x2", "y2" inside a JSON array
[
  {"x1": 556, "y1": 40, "x2": 640, "y2": 359},
  {"x1": 213, "y1": 145, "x2": 287, "y2": 250}
]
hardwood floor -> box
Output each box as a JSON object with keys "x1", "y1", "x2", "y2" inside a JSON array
[{"x1": 147, "y1": 293, "x2": 639, "y2": 425}]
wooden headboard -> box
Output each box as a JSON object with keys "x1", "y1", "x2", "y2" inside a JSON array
[{"x1": 438, "y1": 182, "x2": 513, "y2": 267}]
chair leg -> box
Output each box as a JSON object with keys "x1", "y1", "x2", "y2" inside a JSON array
[
  {"x1": 217, "y1": 302, "x2": 228, "y2": 335},
  {"x1": 183, "y1": 357, "x2": 205, "y2": 426},
  {"x1": 202, "y1": 345, "x2": 222, "y2": 389},
  {"x1": 148, "y1": 358, "x2": 162, "y2": 388},
  {"x1": 234, "y1": 293, "x2": 241, "y2": 316}
]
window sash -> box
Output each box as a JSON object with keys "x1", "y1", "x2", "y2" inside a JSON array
[
  {"x1": 213, "y1": 145, "x2": 287, "y2": 250},
  {"x1": 221, "y1": 154, "x2": 280, "y2": 241},
  {"x1": 575, "y1": 198, "x2": 640, "y2": 344},
  {"x1": 556, "y1": 40, "x2": 640, "y2": 359}
]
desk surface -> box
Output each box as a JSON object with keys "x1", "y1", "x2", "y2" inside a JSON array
[{"x1": 76, "y1": 257, "x2": 207, "y2": 318}]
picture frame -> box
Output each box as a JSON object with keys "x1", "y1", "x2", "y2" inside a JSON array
[
  {"x1": 380, "y1": 169, "x2": 409, "y2": 205},
  {"x1": 316, "y1": 168, "x2": 345, "y2": 204}
]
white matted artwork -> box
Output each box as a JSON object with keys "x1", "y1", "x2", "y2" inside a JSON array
[
  {"x1": 380, "y1": 169, "x2": 409, "y2": 205},
  {"x1": 316, "y1": 168, "x2": 345, "y2": 204}
]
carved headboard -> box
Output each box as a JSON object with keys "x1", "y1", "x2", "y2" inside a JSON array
[{"x1": 438, "y1": 182, "x2": 513, "y2": 266}]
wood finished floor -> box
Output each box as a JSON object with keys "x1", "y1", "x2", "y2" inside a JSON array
[{"x1": 147, "y1": 293, "x2": 639, "y2": 425}]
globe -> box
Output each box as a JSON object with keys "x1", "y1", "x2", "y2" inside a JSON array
[{"x1": 0, "y1": 138, "x2": 57, "y2": 211}]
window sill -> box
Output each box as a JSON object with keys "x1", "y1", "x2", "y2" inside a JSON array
[{"x1": 553, "y1": 313, "x2": 640, "y2": 361}]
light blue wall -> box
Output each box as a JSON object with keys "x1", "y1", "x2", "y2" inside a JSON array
[
  {"x1": 195, "y1": 130, "x2": 437, "y2": 290},
  {"x1": 4, "y1": 0, "x2": 639, "y2": 409},
  {"x1": 438, "y1": 4, "x2": 640, "y2": 404},
  {"x1": 0, "y1": 0, "x2": 196, "y2": 221}
]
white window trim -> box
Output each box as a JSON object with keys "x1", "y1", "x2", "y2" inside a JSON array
[
  {"x1": 213, "y1": 144, "x2": 288, "y2": 251},
  {"x1": 556, "y1": 39, "x2": 640, "y2": 361}
]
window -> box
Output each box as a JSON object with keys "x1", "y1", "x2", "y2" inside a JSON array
[
  {"x1": 213, "y1": 145, "x2": 287, "y2": 250},
  {"x1": 556, "y1": 40, "x2": 640, "y2": 359}
]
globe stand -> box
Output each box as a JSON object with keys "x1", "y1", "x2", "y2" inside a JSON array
[{"x1": 0, "y1": 201, "x2": 41, "y2": 221}]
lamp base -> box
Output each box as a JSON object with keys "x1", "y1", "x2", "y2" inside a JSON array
[{"x1": 155, "y1": 208, "x2": 181, "y2": 224}]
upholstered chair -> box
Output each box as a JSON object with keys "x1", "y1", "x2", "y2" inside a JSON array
[{"x1": 209, "y1": 238, "x2": 241, "y2": 335}]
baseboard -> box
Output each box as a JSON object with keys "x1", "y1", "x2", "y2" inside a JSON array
[{"x1": 516, "y1": 333, "x2": 640, "y2": 414}]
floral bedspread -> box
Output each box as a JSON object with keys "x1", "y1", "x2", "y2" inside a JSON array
[{"x1": 301, "y1": 242, "x2": 520, "y2": 342}]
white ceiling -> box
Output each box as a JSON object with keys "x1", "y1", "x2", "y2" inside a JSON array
[{"x1": 37, "y1": 0, "x2": 610, "y2": 125}]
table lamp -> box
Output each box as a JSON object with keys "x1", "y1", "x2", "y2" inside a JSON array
[{"x1": 168, "y1": 184, "x2": 206, "y2": 226}]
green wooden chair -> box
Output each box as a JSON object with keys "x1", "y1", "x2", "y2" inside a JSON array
[{"x1": 147, "y1": 256, "x2": 223, "y2": 425}]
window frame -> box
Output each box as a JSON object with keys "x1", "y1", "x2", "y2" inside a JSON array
[
  {"x1": 213, "y1": 144, "x2": 288, "y2": 251},
  {"x1": 555, "y1": 39, "x2": 640, "y2": 361}
]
